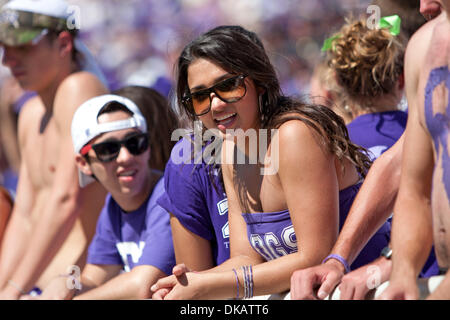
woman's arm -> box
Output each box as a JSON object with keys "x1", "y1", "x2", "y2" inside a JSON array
[{"x1": 169, "y1": 214, "x2": 215, "y2": 271}]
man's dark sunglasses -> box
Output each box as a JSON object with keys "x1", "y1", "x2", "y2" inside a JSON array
[
  {"x1": 81, "y1": 132, "x2": 149, "y2": 163},
  {"x1": 182, "y1": 74, "x2": 247, "y2": 116}
]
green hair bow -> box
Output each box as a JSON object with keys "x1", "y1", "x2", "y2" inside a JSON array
[
  {"x1": 321, "y1": 14, "x2": 401, "y2": 52},
  {"x1": 378, "y1": 14, "x2": 401, "y2": 36},
  {"x1": 321, "y1": 34, "x2": 340, "y2": 52}
]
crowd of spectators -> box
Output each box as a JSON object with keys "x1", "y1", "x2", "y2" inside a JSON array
[
  {"x1": 0, "y1": 0, "x2": 371, "y2": 190},
  {"x1": 0, "y1": 0, "x2": 371, "y2": 96}
]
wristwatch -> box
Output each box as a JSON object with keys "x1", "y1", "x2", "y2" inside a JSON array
[{"x1": 380, "y1": 246, "x2": 392, "y2": 259}]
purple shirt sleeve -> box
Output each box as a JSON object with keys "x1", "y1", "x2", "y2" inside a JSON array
[
  {"x1": 157, "y1": 146, "x2": 215, "y2": 241},
  {"x1": 157, "y1": 137, "x2": 230, "y2": 265}
]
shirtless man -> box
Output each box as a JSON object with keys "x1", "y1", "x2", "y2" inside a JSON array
[
  {"x1": 379, "y1": 0, "x2": 450, "y2": 299},
  {"x1": 290, "y1": 0, "x2": 443, "y2": 300},
  {"x1": 0, "y1": 0, "x2": 108, "y2": 299}
]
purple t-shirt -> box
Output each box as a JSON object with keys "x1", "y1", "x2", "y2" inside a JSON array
[
  {"x1": 242, "y1": 183, "x2": 391, "y2": 271},
  {"x1": 347, "y1": 111, "x2": 407, "y2": 160},
  {"x1": 157, "y1": 137, "x2": 230, "y2": 265},
  {"x1": 87, "y1": 177, "x2": 175, "y2": 275},
  {"x1": 346, "y1": 109, "x2": 439, "y2": 276}
]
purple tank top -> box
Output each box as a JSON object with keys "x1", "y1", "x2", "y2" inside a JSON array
[{"x1": 242, "y1": 183, "x2": 391, "y2": 270}]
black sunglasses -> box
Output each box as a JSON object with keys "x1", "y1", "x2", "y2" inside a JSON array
[
  {"x1": 182, "y1": 74, "x2": 247, "y2": 116},
  {"x1": 81, "y1": 132, "x2": 149, "y2": 163}
]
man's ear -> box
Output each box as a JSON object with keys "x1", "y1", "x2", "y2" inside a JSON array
[
  {"x1": 57, "y1": 31, "x2": 73, "y2": 58},
  {"x1": 75, "y1": 154, "x2": 93, "y2": 176}
]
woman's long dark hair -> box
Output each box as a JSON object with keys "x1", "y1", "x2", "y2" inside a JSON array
[
  {"x1": 176, "y1": 25, "x2": 281, "y2": 127},
  {"x1": 268, "y1": 98, "x2": 371, "y2": 178},
  {"x1": 176, "y1": 25, "x2": 371, "y2": 189}
]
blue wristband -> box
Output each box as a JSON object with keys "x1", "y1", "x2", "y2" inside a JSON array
[
  {"x1": 232, "y1": 268, "x2": 240, "y2": 299},
  {"x1": 322, "y1": 254, "x2": 351, "y2": 274}
]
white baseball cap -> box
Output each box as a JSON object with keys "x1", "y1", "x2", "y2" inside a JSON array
[
  {"x1": 3, "y1": 0, "x2": 69, "y2": 17},
  {"x1": 0, "y1": 0, "x2": 108, "y2": 87},
  {"x1": 71, "y1": 94, "x2": 147, "y2": 187},
  {"x1": 0, "y1": 0, "x2": 74, "y2": 46}
]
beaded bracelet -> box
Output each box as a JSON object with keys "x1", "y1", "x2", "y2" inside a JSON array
[
  {"x1": 241, "y1": 266, "x2": 248, "y2": 299},
  {"x1": 248, "y1": 265, "x2": 254, "y2": 298},
  {"x1": 232, "y1": 268, "x2": 240, "y2": 299},
  {"x1": 241, "y1": 265, "x2": 254, "y2": 299}
]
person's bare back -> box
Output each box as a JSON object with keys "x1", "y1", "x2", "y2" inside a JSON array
[{"x1": 419, "y1": 12, "x2": 450, "y2": 270}]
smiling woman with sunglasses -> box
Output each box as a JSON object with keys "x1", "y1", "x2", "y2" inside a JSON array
[
  {"x1": 150, "y1": 25, "x2": 391, "y2": 300},
  {"x1": 32, "y1": 91, "x2": 176, "y2": 300}
]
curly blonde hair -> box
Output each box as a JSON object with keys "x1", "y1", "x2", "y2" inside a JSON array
[{"x1": 327, "y1": 17, "x2": 405, "y2": 104}]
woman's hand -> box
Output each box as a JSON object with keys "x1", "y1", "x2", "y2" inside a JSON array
[
  {"x1": 338, "y1": 258, "x2": 391, "y2": 300},
  {"x1": 36, "y1": 276, "x2": 76, "y2": 300},
  {"x1": 151, "y1": 269, "x2": 210, "y2": 300}
]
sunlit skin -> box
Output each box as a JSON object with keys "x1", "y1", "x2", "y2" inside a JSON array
[{"x1": 2, "y1": 36, "x2": 68, "y2": 93}]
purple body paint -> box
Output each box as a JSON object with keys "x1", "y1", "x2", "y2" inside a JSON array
[{"x1": 424, "y1": 66, "x2": 450, "y2": 200}]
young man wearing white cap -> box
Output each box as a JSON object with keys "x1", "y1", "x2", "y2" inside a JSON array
[
  {"x1": 34, "y1": 94, "x2": 175, "y2": 299},
  {"x1": 0, "y1": 0, "x2": 108, "y2": 299}
]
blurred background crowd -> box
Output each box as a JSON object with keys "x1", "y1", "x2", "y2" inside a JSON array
[
  {"x1": 0, "y1": 0, "x2": 372, "y2": 191},
  {"x1": 0, "y1": 0, "x2": 371, "y2": 95}
]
